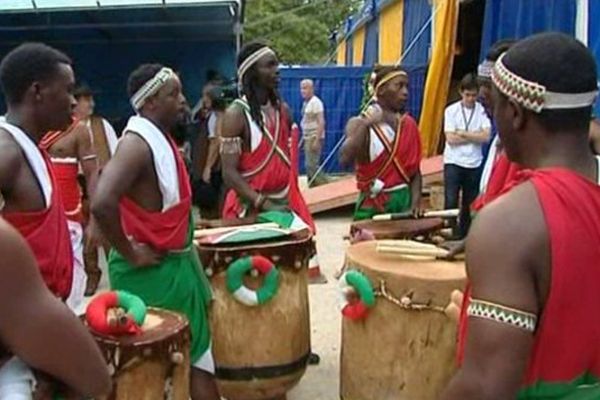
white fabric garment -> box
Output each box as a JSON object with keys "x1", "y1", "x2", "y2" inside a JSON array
[
  {"x1": 369, "y1": 122, "x2": 396, "y2": 162},
  {"x1": 240, "y1": 109, "x2": 263, "y2": 152},
  {"x1": 207, "y1": 112, "x2": 218, "y2": 139},
  {"x1": 443, "y1": 101, "x2": 491, "y2": 169},
  {"x1": 65, "y1": 220, "x2": 87, "y2": 315},
  {"x1": 479, "y1": 134, "x2": 501, "y2": 193},
  {"x1": 192, "y1": 342, "x2": 215, "y2": 373},
  {"x1": 0, "y1": 122, "x2": 52, "y2": 206},
  {"x1": 87, "y1": 118, "x2": 118, "y2": 156},
  {"x1": 301, "y1": 95, "x2": 324, "y2": 134},
  {"x1": 0, "y1": 357, "x2": 35, "y2": 400},
  {"x1": 124, "y1": 116, "x2": 180, "y2": 210}
]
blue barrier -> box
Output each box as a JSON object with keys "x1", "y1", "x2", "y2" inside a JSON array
[{"x1": 279, "y1": 64, "x2": 427, "y2": 174}]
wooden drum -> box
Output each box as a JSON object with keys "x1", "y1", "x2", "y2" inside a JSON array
[
  {"x1": 350, "y1": 217, "x2": 444, "y2": 241},
  {"x1": 340, "y1": 241, "x2": 466, "y2": 400},
  {"x1": 197, "y1": 229, "x2": 314, "y2": 400},
  {"x1": 89, "y1": 308, "x2": 191, "y2": 400}
]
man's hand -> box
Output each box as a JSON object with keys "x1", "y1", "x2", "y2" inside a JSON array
[
  {"x1": 202, "y1": 168, "x2": 212, "y2": 184},
  {"x1": 310, "y1": 136, "x2": 322, "y2": 153},
  {"x1": 364, "y1": 104, "x2": 383, "y2": 126},
  {"x1": 129, "y1": 242, "x2": 163, "y2": 268},
  {"x1": 262, "y1": 199, "x2": 288, "y2": 212},
  {"x1": 84, "y1": 217, "x2": 105, "y2": 249},
  {"x1": 441, "y1": 240, "x2": 466, "y2": 260}
]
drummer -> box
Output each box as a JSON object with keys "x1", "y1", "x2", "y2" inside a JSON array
[
  {"x1": 220, "y1": 41, "x2": 326, "y2": 284},
  {"x1": 340, "y1": 65, "x2": 423, "y2": 221},
  {"x1": 91, "y1": 64, "x2": 219, "y2": 400},
  {"x1": 442, "y1": 33, "x2": 600, "y2": 398}
]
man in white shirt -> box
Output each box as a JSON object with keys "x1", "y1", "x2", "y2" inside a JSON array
[
  {"x1": 443, "y1": 73, "x2": 491, "y2": 238},
  {"x1": 301, "y1": 79, "x2": 328, "y2": 187}
]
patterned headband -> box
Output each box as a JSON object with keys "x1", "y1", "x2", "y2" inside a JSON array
[
  {"x1": 238, "y1": 47, "x2": 276, "y2": 88},
  {"x1": 492, "y1": 54, "x2": 598, "y2": 113},
  {"x1": 130, "y1": 67, "x2": 176, "y2": 111},
  {"x1": 375, "y1": 70, "x2": 408, "y2": 93},
  {"x1": 477, "y1": 60, "x2": 494, "y2": 80}
]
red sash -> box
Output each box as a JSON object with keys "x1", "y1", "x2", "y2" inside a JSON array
[
  {"x1": 355, "y1": 114, "x2": 422, "y2": 210},
  {"x1": 458, "y1": 168, "x2": 600, "y2": 386},
  {"x1": 40, "y1": 118, "x2": 79, "y2": 150},
  {"x1": 49, "y1": 162, "x2": 83, "y2": 222},
  {"x1": 471, "y1": 152, "x2": 521, "y2": 212},
  {"x1": 2, "y1": 151, "x2": 74, "y2": 300},
  {"x1": 222, "y1": 105, "x2": 316, "y2": 232},
  {"x1": 120, "y1": 135, "x2": 192, "y2": 251}
]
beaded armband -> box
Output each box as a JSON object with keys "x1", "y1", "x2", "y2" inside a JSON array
[
  {"x1": 467, "y1": 298, "x2": 537, "y2": 333},
  {"x1": 219, "y1": 137, "x2": 242, "y2": 155}
]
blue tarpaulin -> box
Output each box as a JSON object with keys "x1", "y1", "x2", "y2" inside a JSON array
[
  {"x1": 480, "y1": 0, "x2": 576, "y2": 59},
  {"x1": 279, "y1": 64, "x2": 427, "y2": 173},
  {"x1": 364, "y1": 19, "x2": 379, "y2": 66},
  {"x1": 402, "y1": 0, "x2": 431, "y2": 66}
]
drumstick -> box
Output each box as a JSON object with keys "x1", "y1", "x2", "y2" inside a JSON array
[
  {"x1": 194, "y1": 223, "x2": 279, "y2": 238},
  {"x1": 376, "y1": 245, "x2": 450, "y2": 258},
  {"x1": 372, "y1": 209, "x2": 460, "y2": 221},
  {"x1": 377, "y1": 240, "x2": 440, "y2": 251}
]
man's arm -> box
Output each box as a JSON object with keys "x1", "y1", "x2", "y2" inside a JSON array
[
  {"x1": 75, "y1": 123, "x2": 99, "y2": 198},
  {"x1": 91, "y1": 134, "x2": 160, "y2": 265},
  {"x1": 340, "y1": 117, "x2": 370, "y2": 166},
  {"x1": 316, "y1": 111, "x2": 325, "y2": 140},
  {"x1": 458, "y1": 128, "x2": 491, "y2": 144},
  {"x1": 221, "y1": 106, "x2": 263, "y2": 207},
  {"x1": 441, "y1": 182, "x2": 548, "y2": 399},
  {"x1": 0, "y1": 137, "x2": 21, "y2": 204},
  {"x1": 409, "y1": 170, "x2": 422, "y2": 211},
  {"x1": 203, "y1": 114, "x2": 221, "y2": 183},
  {"x1": 446, "y1": 131, "x2": 469, "y2": 145},
  {"x1": 0, "y1": 218, "x2": 111, "y2": 398}
]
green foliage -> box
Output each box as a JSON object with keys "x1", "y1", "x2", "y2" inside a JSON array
[{"x1": 244, "y1": 0, "x2": 362, "y2": 64}]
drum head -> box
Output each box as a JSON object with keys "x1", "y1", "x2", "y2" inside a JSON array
[
  {"x1": 351, "y1": 218, "x2": 444, "y2": 239},
  {"x1": 345, "y1": 241, "x2": 465, "y2": 282},
  {"x1": 89, "y1": 308, "x2": 188, "y2": 346}
]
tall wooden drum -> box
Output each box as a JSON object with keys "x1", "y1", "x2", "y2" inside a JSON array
[
  {"x1": 340, "y1": 241, "x2": 466, "y2": 400},
  {"x1": 89, "y1": 308, "x2": 191, "y2": 400},
  {"x1": 197, "y1": 229, "x2": 314, "y2": 400}
]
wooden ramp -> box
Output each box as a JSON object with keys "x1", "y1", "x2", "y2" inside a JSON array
[{"x1": 303, "y1": 155, "x2": 444, "y2": 214}]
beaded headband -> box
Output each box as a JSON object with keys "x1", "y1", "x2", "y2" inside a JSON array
[
  {"x1": 492, "y1": 54, "x2": 598, "y2": 113},
  {"x1": 477, "y1": 60, "x2": 494, "y2": 80},
  {"x1": 375, "y1": 70, "x2": 408, "y2": 93},
  {"x1": 238, "y1": 47, "x2": 276, "y2": 88},
  {"x1": 130, "y1": 67, "x2": 176, "y2": 111}
]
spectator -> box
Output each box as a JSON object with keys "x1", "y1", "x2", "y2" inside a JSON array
[
  {"x1": 443, "y1": 73, "x2": 491, "y2": 238},
  {"x1": 300, "y1": 79, "x2": 328, "y2": 187}
]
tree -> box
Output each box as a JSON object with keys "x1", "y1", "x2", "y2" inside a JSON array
[{"x1": 244, "y1": 0, "x2": 362, "y2": 65}]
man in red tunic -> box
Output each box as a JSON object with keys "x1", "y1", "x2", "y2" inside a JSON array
[
  {"x1": 442, "y1": 33, "x2": 600, "y2": 399},
  {"x1": 0, "y1": 42, "x2": 106, "y2": 399},
  {"x1": 40, "y1": 119, "x2": 99, "y2": 313},
  {"x1": 221, "y1": 41, "x2": 326, "y2": 284},
  {"x1": 340, "y1": 65, "x2": 422, "y2": 221},
  {"x1": 0, "y1": 43, "x2": 74, "y2": 301}
]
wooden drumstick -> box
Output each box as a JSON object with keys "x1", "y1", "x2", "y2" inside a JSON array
[
  {"x1": 372, "y1": 209, "x2": 460, "y2": 221},
  {"x1": 194, "y1": 223, "x2": 279, "y2": 239}
]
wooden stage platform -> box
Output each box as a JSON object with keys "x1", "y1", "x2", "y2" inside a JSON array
[{"x1": 302, "y1": 156, "x2": 444, "y2": 214}]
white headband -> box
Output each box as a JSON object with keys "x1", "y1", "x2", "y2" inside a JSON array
[
  {"x1": 492, "y1": 54, "x2": 598, "y2": 113},
  {"x1": 477, "y1": 60, "x2": 494, "y2": 80},
  {"x1": 130, "y1": 67, "x2": 176, "y2": 111},
  {"x1": 238, "y1": 47, "x2": 276, "y2": 87}
]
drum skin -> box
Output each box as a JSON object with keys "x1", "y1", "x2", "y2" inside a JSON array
[
  {"x1": 341, "y1": 241, "x2": 466, "y2": 400},
  {"x1": 197, "y1": 231, "x2": 314, "y2": 400},
  {"x1": 89, "y1": 308, "x2": 191, "y2": 400},
  {"x1": 350, "y1": 217, "x2": 444, "y2": 240}
]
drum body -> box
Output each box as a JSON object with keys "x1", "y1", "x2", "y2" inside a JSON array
[
  {"x1": 197, "y1": 230, "x2": 314, "y2": 400},
  {"x1": 341, "y1": 241, "x2": 466, "y2": 400},
  {"x1": 90, "y1": 308, "x2": 191, "y2": 400},
  {"x1": 350, "y1": 217, "x2": 444, "y2": 240}
]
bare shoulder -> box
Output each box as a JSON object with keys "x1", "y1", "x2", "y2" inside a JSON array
[
  {"x1": 0, "y1": 131, "x2": 23, "y2": 174},
  {"x1": 222, "y1": 103, "x2": 246, "y2": 138},
  {"x1": 466, "y1": 181, "x2": 548, "y2": 305},
  {"x1": 73, "y1": 120, "x2": 91, "y2": 138},
  {"x1": 114, "y1": 131, "x2": 151, "y2": 162}
]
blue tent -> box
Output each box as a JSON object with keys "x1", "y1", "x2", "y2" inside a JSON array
[{"x1": 0, "y1": 0, "x2": 243, "y2": 119}]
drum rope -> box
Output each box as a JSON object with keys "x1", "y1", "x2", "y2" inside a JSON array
[{"x1": 375, "y1": 280, "x2": 446, "y2": 313}]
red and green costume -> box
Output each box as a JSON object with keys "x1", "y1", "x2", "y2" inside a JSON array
[
  {"x1": 459, "y1": 168, "x2": 600, "y2": 398},
  {"x1": 354, "y1": 114, "x2": 422, "y2": 221},
  {"x1": 108, "y1": 129, "x2": 212, "y2": 365}
]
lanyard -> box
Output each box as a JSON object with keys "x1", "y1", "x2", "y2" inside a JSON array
[{"x1": 460, "y1": 104, "x2": 476, "y2": 131}]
